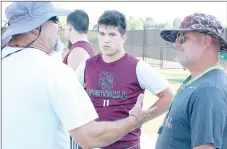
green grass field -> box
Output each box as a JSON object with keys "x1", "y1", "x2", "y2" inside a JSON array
[{"x1": 141, "y1": 67, "x2": 190, "y2": 140}]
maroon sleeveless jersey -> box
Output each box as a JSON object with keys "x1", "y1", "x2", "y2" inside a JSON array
[
  {"x1": 63, "y1": 41, "x2": 95, "y2": 65},
  {"x1": 84, "y1": 53, "x2": 145, "y2": 149}
]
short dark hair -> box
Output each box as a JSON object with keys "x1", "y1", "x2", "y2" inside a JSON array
[
  {"x1": 66, "y1": 10, "x2": 89, "y2": 33},
  {"x1": 98, "y1": 10, "x2": 126, "y2": 35}
]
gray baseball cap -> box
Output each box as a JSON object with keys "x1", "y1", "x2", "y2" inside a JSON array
[{"x1": 2, "y1": 2, "x2": 72, "y2": 40}]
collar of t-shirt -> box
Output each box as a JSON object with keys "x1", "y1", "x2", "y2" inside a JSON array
[{"x1": 168, "y1": 64, "x2": 223, "y2": 111}]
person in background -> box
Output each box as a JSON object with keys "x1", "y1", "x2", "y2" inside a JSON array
[{"x1": 63, "y1": 10, "x2": 95, "y2": 71}]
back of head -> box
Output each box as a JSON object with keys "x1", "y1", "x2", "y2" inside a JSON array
[
  {"x1": 66, "y1": 10, "x2": 89, "y2": 34},
  {"x1": 98, "y1": 10, "x2": 126, "y2": 35}
]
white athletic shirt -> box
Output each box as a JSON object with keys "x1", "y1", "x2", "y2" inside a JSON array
[{"x1": 2, "y1": 47, "x2": 98, "y2": 149}]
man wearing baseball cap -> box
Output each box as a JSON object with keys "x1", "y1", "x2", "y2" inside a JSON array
[
  {"x1": 156, "y1": 13, "x2": 227, "y2": 149},
  {"x1": 2, "y1": 2, "x2": 157, "y2": 149}
]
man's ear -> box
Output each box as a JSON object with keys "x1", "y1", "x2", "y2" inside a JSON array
[
  {"x1": 203, "y1": 35, "x2": 212, "y2": 51},
  {"x1": 122, "y1": 33, "x2": 127, "y2": 43},
  {"x1": 67, "y1": 24, "x2": 73, "y2": 31}
]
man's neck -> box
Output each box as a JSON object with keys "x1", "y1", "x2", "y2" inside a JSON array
[
  {"x1": 10, "y1": 37, "x2": 49, "y2": 54},
  {"x1": 189, "y1": 60, "x2": 218, "y2": 79},
  {"x1": 70, "y1": 33, "x2": 88, "y2": 44},
  {"x1": 102, "y1": 50, "x2": 125, "y2": 63}
]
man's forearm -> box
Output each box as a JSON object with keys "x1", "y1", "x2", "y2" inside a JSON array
[
  {"x1": 90, "y1": 116, "x2": 138, "y2": 148},
  {"x1": 71, "y1": 115, "x2": 138, "y2": 149},
  {"x1": 143, "y1": 95, "x2": 171, "y2": 124},
  {"x1": 149, "y1": 96, "x2": 170, "y2": 119},
  {"x1": 145, "y1": 88, "x2": 173, "y2": 122},
  {"x1": 70, "y1": 94, "x2": 156, "y2": 149}
]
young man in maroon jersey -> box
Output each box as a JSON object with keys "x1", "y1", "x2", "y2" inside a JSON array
[
  {"x1": 63, "y1": 10, "x2": 95, "y2": 71},
  {"x1": 76, "y1": 10, "x2": 174, "y2": 149}
]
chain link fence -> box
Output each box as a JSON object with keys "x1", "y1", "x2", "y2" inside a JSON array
[{"x1": 47, "y1": 28, "x2": 227, "y2": 69}]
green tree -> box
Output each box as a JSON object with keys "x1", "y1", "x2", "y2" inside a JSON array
[
  {"x1": 127, "y1": 16, "x2": 144, "y2": 30},
  {"x1": 155, "y1": 22, "x2": 171, "y2": 29},
  {"x1": 145, "y1": 17, "x2": 156, "y2": 29},
  {"x1": 172, "y1": 18, "x2": 182, "y2": 29}
]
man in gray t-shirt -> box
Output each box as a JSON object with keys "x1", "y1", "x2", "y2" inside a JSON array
[
  {"x1": 156, "y1": 69, "x2": 227, "y2": 149},
  {"x1": 156, "y1": 13, "x2": 227, "y2": 149}
]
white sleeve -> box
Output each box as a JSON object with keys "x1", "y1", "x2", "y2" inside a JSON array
[
  {"x1": 136, "y1": 60, "x2": 170, "y2": 94},
  {"x1": 75, "y1": 60, "x2": 86, "y2": 88},
  {"x1": 48, "y1": 62, "x2": 98, "y2": 131}
]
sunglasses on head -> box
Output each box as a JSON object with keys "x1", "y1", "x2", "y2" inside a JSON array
[{"x1": 48, "y1": 16, "x2": 59, "y2": 24}]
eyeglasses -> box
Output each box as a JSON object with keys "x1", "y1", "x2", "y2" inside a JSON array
[{"x1": 48, "y1": 16, "x2": 59, "y2": 24}]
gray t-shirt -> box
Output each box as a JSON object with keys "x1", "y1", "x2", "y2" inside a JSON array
[{"x1": 156, "y1": 69, "x2": 227, "y2": 149}]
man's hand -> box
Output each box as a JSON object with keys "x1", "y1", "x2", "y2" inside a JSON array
[{"x1": 129, "y1": 94, "x2": 157, "y2": 127}]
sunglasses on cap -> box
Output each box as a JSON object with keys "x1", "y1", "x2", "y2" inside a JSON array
[{"x1": 48, "y1": 16, "x2": 59, "y2": 24}]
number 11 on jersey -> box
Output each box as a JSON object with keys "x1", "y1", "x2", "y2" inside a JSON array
[{"x1": 103, "y1": 100, "x2": 110, "y2": 107}]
